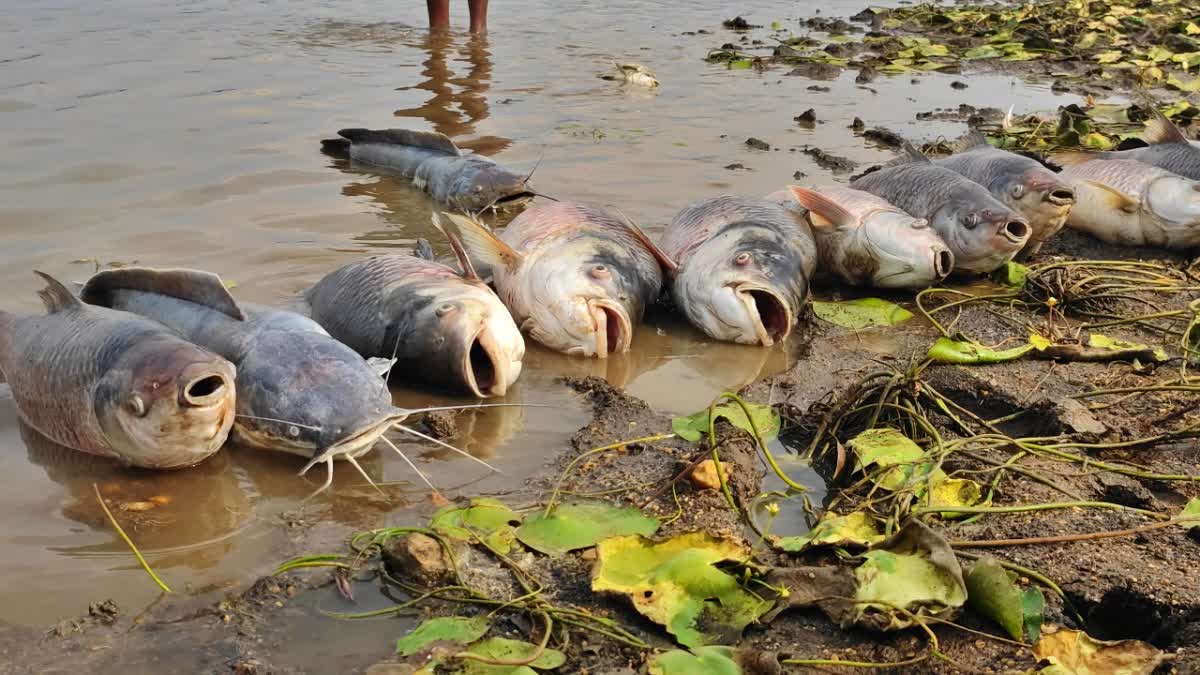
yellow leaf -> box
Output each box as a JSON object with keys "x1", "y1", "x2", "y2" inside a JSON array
[
  {"x1": 1096, "y1": 50, "x2": 1123, "y2": 64},
  {"x1": 1029, "y1": 333, "x2": 1052, "y2": 350}
]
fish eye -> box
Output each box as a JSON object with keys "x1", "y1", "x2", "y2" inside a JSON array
[
  {"x1": 590, "y1": 264, "x2": 610, "y2": 279},
  {"x1": 1011, "y1": 183, "x2": 1025, "y2": 199},
  {"x1": 960, "y1": 212, "x2": 979, "y2": 230},
  {"x1": 734, "y1": 252, "x2": 752, "y2": 266},
  {"x1": 127, "y1": 395, "x2": 146, "y2": 417},
  {"x1": 288, "y1": 425, "x2": 301, "y2": 438},
  {"x1": 435, "y1": 303, "x2": 456, "y2": 317},
  {"x1": 474, "y1": 185, "x2": 484, "y2": 192}
]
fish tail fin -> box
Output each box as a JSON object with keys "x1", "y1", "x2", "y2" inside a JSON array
[
  {"x1": 433, "y1": 211, "x2": 521, "y2": 274},
  {"x1": 32, "y1": 271, "x2": 83, "y2": 314},
  {"x1": 951, "y1": 130, "x2": 990, "y2": 153},
  {"x1": 430, "y1": 212, "x2": 481, "y2": 280},
  {"x1": 610, "y1": 207, "x2": 679, "y2": 277},
  {"x1": 1144, "y1": 108, "x2": 1189, "y2": 145},
  {"x1": 1047, "y1": 150, "x2": 1100, "y2": 168},
  {"x1": 320, "y1": 138, "x2": 351, "y2": 158},
  {"x1": 787, "y1": 187, "x2": 854, "y2": 230},
  {"x1": 338, "y1": 128, "x2": 461, "y2": 156},
  {"x1": 80, "y1": 267, "x2": 246, "y2": 320}
]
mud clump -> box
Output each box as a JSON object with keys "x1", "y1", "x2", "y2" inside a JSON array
[
  {"x1": 862, "y1": 126, "x2": 905, "y2": 148},
  {"x1": 421, "y1": 410, "x2": 457, "y2": 439},
  {"x1": 722, "y1": 16, "x2": 757, "y2": 31},
  {"x1": 799, "y1": 145, "x2": 857, "y2": 172},
  {"x1": 384, "y1": 532, "x2": 455, "y2": 586},
  {"x1": 745, "y1": 137, "x2": 771, "y2": 151}
]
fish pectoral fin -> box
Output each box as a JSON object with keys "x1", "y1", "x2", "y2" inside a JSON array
[
  {"x1": 434, "y1": 211, "x2": 523, "y2": 274},
  {"x1": 366, "y1": 357, "x2": 397, "y2": 377},
  {"x1": 1080, "y1": 180, "x2": 1140, "y2": 213},
  {"x1": 32, "y1": 271, "x2": 84, "y2": 314},
  {"x1": 1047, "y1": 151, "x2": 1100, "y2": 168},
  {"x1": 1144, "y1": 108, "x2": 1189, "y2": 145},
  {"x1": 431, "y1": 213, "x2": 481, "y2": 279},
  {"x1": 788, "y1": 187, "x2": 855, "y2": 230},
  {"x1": 79, "y1": 267, "x2": 246, "y2": 321},
  {"x1": 610, "y1": 207, "x2": 679, "y2": 277}
]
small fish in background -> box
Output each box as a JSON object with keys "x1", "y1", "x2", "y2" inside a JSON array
[
  {"x1": 934, "y1": 131, "x2": 1076, "y2": 260},
  {"x1": 1050, "y1": 152, "x2": 1200, "y2": 249},
  {"x1": 601, "y1": 62, "x2": 660, "y2": 88},
  {"x1": 662, "y1": 195, "x2": 816, "y2": 346},
  {"x1": 305, "y1": 242, "x2": 525, "y2": 398},
  {"x1": 437, "y1": 201, "x2": 670, "y2": 357},
  {"x1": 1058, "y1": 108, "x2": 1200, "y2": 181},
  {"x1": 0, "y1": 272, "x2": 236, "y2": 469},
  {"x1": 851, "y1": 143, "x2": 1030, "y2": 274},
  {"x1": 320, "y1": 128, "x2": 537, "y2": 213},
  {"x1": 769, "y1": 185, "x2": 954, "y2": 289}
]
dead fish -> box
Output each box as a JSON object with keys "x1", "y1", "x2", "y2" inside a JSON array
[
  {"x1": 1057, "y1": 108, "x2": 1200, "y2": 181},
  {"x1": 601, "y1": 61, "x2": 660, "y2": 88},
  {"x1": 934, "y1": 131, "x2": 1076, "y2": 260},
  {"x1": 436, "y1": 201, "x2": 671, "y2": 357},
  {"x1": 0, "y1": 272, "x2": 235, "y2": 469},
  {"x1": 320, "y1": 128, "x2": 537, "y2": 213},
  {"x1": 80, "y1": 267, "x2": 407, "y2": 466},
  {"x1": 305, "y1": 245, "x2": 524, "y2": 397},
  {"x1": 850, "y1": 143, "x2": 1030, "y2": 273},
  {"x1": 769, "y1": 186, "x2": 953, "y2": 289},
  {"x1": 1049, "y1": 153, "x2": 1200, "y2": 249},
  {"x1": 661, "y1": 196, "x2": 815, "y2": 345}
]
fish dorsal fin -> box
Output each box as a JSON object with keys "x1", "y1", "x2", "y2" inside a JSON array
[
  {"x1": 434, "y1": 211, "x2": 523, "y2": 274},
  {"x1": 884, "y1": 142, "x2": 932, "y2": 167},
  {"x1": 430, "y1": 213, "x2": 480, "y2": 280},
  {"x1": 414, "y1": 238, "x2": 437, "y2": 261},
  {"x1": 338, "y1": 128, "x2": 462, "y2": 156},
  {"x1": 1143, "y1": 108, "x2": 1189, "y2": 145},
  {"x1": 611, "y1": 207, "x2": 679, "y2": 277},
  {"x1": 1079, "y1": 180, "x2": 1140, "y2": 213},
  {"x1": 1047, "y1": 151, "x2": 1099, "y2": 168},
  {"x1": 33, "y1": 271, "x2": 83, "y2": 313},
  {"x1": 788, "y1": 186, "x2": 854, "y2": 231},
  {"x1": 80, "y1": 267, "x2": 246, "y2": 321},
  {"x1": 951, "y1": 130, "x2": 990, "y2": 153}
]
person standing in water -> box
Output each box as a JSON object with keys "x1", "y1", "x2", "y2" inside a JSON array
[{"x1": 427, "y1": 0, "x2": 488, "y2": 34}]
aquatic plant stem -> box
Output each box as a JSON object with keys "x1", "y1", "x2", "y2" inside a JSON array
[
  {"x1": 782, "y1": 654, "x2": 929, "y2": 668},
  {"x1": 93, "y1": 483, "x2": 172, "y2": 594},
  {"x1": 915, "y1": 500, "x2": 1168, "y2": 520},
  {"x1": 952, "y1": 518, "x2": 1186, "y2": 548}
]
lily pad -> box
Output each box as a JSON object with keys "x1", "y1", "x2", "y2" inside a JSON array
[
  {"x1": 774, "y1": 511, "x2": 886, "y2": 552},
  {"x1": 397, "y1": 616, "x2": 491, "y2": 657},
  {"x1": 848, "y1": 427, "x2": 928, "y2": 491},
  {"x1": 516, "y1": 501, "x2": 659, "y2": 557},
  {"x1": 1032, "y1": 626, "x2": 1164, "y2": 675},
  {"x1": 926, "y1": 337, "x2": 1033, "y2": 364},
  {"x1": 965, "y1": 558, "x2": 1044, "y2": 642},
  {"x1": 458, "y1": 637, "x2": 566, "y2": 675},
  {"x1": 923, "y1": 477, "x2": 986, "y2": 517},
  {"x1": 671, "y1": 401, "x2": 780, "y2": 442},
  {"x1": 1179, "y1": 498, "x2": 1200, "y2": 531},
  {"x1": 852, "y1": 520, "x2": 967, "y2": 631},
  {"x1": 811, "y1": 298, "x2": 913, "y2": 329},
  {"x1": 1087, "y1": 334, "x2": 1169, "y2": 362},
  {"x1": 431, "y1": 498, "x2": 522, "y2": 553},
  {"x1": 964, "y1": 45, "x2": 1002, "y2": 60},
  {"x1": 592, "y1": 532, "x2": 772, "y2": 648},
  {"x1": 990, "y1": 261, "x2": 1028, "y2": 288},
  {"x1": 648, "y1": 646, "x2": 741, "y2": 675}
]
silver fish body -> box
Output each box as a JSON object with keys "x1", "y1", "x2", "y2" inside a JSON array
[
  {"x1": 321, "y1": 128, "x2": 535, "y2": 213},
  {"x1": 1061, "y1": 109, "x2": 1200, "y2": 181},
  {"x1": 439, "y1": 202, "x2": 669, "y2": 357},
  {"x1": 1051, "y1": 155, "x2": 1200, "y2": 249},
  {"x1": 81, "y1": 268, "x2": 403, "y2": 461},
  {"x1": 934, "y1": 133, "x2": 1075, "y2": 259},
  {"x1": 0, "y1": 273, "x2": 236, "y2": 469},
  {"x1": 306, "y1": 254, "x2": 524, "y2": 397},
  {"x1": 662, "y1": 195, "x2": 816, "y2": 345},
  {"x1": 850, "y1": 145, "x2": 1030, "y2": 273},
  {"x1": 769, "y1": 186, "x2": 953, "y2": 289}
]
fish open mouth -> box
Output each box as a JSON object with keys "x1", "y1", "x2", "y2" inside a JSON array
[
  {"x1": 463, "y1": 330, "x2": 505, "y2": 397},
  {"x1": 1046, "y1": 188, "x2": 1076, "y2": 206},
  {"x1": 490, "y1": 192, "x2": 536, "y2": 210},
  {"x1": 1000, "y1": 219, "x2": 1030, "y2": 244},
  {"x1": 180, "y1": 370, "x2": 231, "y2": 408},
  {"x1": 933, "y1": 247, "x2": 954, "y2": 279},
  {"x1": 590, "y1": 300, "x2": 631, "y2": 357},
  {"x1": 737, "y1": 286, "x2": 792, "y2": 346},
  {"x1": 301, "y1": 409, "x2": 409, "y2": 469}
]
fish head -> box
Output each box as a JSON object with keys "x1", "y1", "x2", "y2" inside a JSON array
[
  {"x1": 1006, "y1": 168, "x2": 1076, "y2": 225},
  {"x1": 673, "y1": 223, "x2": 804, "y2": 346},
  {"x1": 1146, "y1": 175, "x2": 1200, "y2": 228},
  {"x1": 857, "y1": 212, "x2": 955, "y2": 288},
  {"x1": 404, "y1": 285, "x2": 526, "y2": 396},
  {"x1": 94, "y1": 336, "x2": 236, "y2": 468},
  {"x1": 464, "y1": 169, "x2": 536, "y2": 212},
  {"x1": 231, "y1": 331, "x2": 405, "y2": 457},
  {"x1": 520, "y1": 240, "x2": 656, "y2": 357},
  {"x1": 933, "y1": 195, "x2": 1030, "y2": 273}
]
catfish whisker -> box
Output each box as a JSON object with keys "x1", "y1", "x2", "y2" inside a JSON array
[
  {"x1": 398, "y1": 402, "x2": 558, "y2": 415},
  {"x1": 380, "y1": 435, "x2": 440, "y2": 495},
  {"x1": 345, "y1": 455, "x2": 387, "y2": 497},
  {"x1": 236, "y1": 414, "x2": 323, "y2": 432},
  {"x1": 392, "y1": 423, "x2": 502, "y2": 474},
  {"x1": 300, "y1": 457, "x2": 335, "y2": 503}
]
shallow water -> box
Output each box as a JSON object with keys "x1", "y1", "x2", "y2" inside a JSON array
[{"x1": 0, "y1": 0, "x2": 1078, "y2": 633}]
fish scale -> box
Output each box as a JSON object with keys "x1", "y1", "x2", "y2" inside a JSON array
[{"x1": 1059, "y1": 159, "x2": 1164, "y2": 194}]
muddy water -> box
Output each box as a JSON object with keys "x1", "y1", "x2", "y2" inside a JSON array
[{"x1": 0, "y1": 0, "x2": 1076, "y2": 630}]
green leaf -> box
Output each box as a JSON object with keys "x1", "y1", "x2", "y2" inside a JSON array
[
  {"x1": 592, "y1": 533, "x2": 771, "y2": 648},
  {"x1": 965, "y1": 559, "x2": 1045, "y2": 642},
  {"x1": 852, "y1": 520, "x2": 967, "y2": 630},
  {"x1": 963, "y1": 45, "x2": 1001, "y2": 59},
  {"x1": 926, "y1": 337, "x2": 1033, "y2": 364},
  {"x1": 648, "y1": 646, "x2": 742, "y2": 675},
  {"x1": 727, "y1": 58, "x2": 754, "y2": 70},
  {"x1": 1087, "y1": 334, "x2": 1169, "y2": 362},
  {"x1": 848, "y1": 427, "x2": 927, "y2": 491},
  {"x1": 1033, "y1": 626, "x2": 1165, "y2": 674},
  {"x1": 458, "y1": 637, "x2": 567, "y2": 674},
  {"x1": 671, "y1": 401, "x2": 780, "y2": 443},
  {"x1": 1096, "y1": 50, "x2": 1124, "y2": 64},
  {"x1": 771, "y1": 20, "x2": 782, "y2": 31},
  {"x1": 397, "y1": 616, "x2": 491, "y2": 656},
  {"x1": 775, "y1": 511, "x2": 886, "y2": 552},
  {"x1": 811, "y1": 298, "x2": 913, "y2": 329},
  {"x1": 1146, "y1": 45, "x2": 1174, "y2": 63},
  {"x1": 515, "y1": 501, "x2": 659, "y2": 557},
  {"x1": 431, "y1": 498, "x2": 522, "y2": 554},
  {"x1": 990, "y1": 261, "x2": 1028, "y2": 288},
  {"x1": 923, "y1": 477, "x2": 986, "y2": 517},
  {"x1": 1180, "y1": 498, "x2": 1200, "y2": 531}
]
